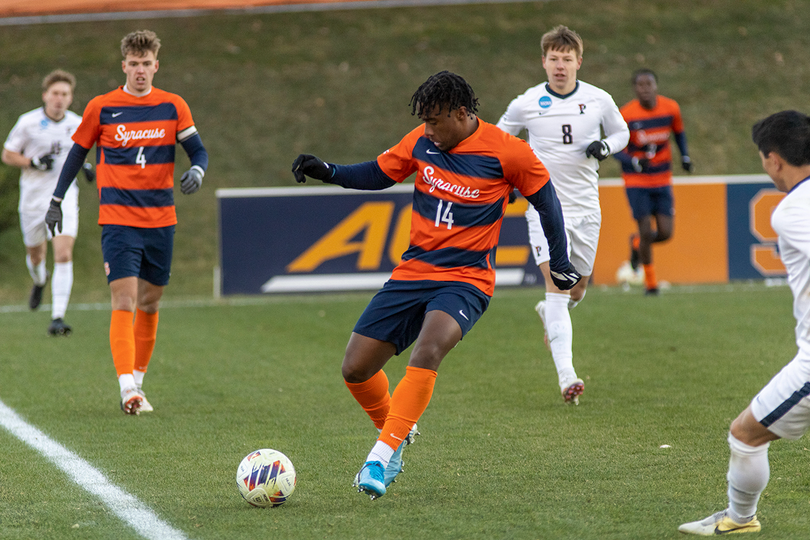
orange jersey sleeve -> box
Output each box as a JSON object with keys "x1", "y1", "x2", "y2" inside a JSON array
[{"x1": 377, "y1": 121, "x2": 550, "y2": 296}]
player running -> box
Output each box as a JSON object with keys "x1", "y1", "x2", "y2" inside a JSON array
[
  {"x1": 292, "y1": 71, "x2": 581, "y2": 500},
  {"x1": 2, "y1": 69, "x2": 95, "y2": 335},
  {"x1": 496, "y1": 25, "x2": 629, "y2": 404},
  {"x1": 45, "y1": 30, "x2": 208, "y2": 415},
  {"x1": 614, "y1": 68, "x2": 692, "y2": 295},
  {"x1": 679, "y1": 110, "x2": 810, "y2": 535}
]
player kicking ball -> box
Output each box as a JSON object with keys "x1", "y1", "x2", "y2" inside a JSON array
[
  {"x1": 293, "y1": 71, "x2": 580, "y2": 499},
  {"x1": 679, "y1": 110, "x2": 810, "y2": 535}
]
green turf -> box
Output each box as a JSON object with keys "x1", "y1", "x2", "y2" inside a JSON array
[
  {"x1": 1, "y1": 284, "x2": 808, "y2": 539},
  {"x1": 1, "y1": 0, "x2": 809, "y2": 303}
]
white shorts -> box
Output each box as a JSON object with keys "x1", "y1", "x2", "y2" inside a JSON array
[
  {"x1": 525, "y1": 208, "x2": 601, "y2": 276},
  {"x1": 19, "y1": 202, "x2": 79, "y2": 247},
  {"x1": 750, "y1": 350, "x2": 810, "y2": 440}
]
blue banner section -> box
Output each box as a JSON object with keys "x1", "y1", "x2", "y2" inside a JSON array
[
  {"x1": 726, "y1": 182, "x2": 781, "y2": 280},
  {"x1": 217, "y1": 185, "x2": 538, "y2": 295}
]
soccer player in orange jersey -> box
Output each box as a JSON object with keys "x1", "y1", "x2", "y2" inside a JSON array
[
  {"x1": 293, "y1": 71, "x2": 581, "y2": 500},
  {"x1": 45, "y1": 30, "x2": 209, "y2": 415},
  {"x1": 614, "y1": 69, "x2": 692, "y2": 295}
]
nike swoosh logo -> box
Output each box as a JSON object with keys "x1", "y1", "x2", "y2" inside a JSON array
[
  {"x1": 426, "y1": 149, "x2": 440, "y2": 155},
  {"x1": 112, "y1": 112, "x2": 123, "y2": 117},
  {"x1": 389, "y1": 433, "x2": 403, "y2": 441},
  {"x1": 459, "y1": 310, "x2": 469, "y2": 320}
]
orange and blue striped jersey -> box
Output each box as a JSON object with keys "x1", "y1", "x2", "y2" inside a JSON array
[
  {"x1": 618, "y1": 96, "x2": 685, "y2": 188},
  {"x1": 71, "y1": 86, "x2": 196, "y2": 228},
  {"x1": 377, "y1": 120, "x2": 552, "y2": 296}
]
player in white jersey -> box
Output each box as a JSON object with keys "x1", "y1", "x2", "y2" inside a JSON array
[
  {"x1": 679, "y1": 110, "x2": 810, "y2": 536},
  {"x1": 2, "y1": 69, "x2": 93, "y2": 336},
  {"x1": 497, "y1": 25, "x2": 629, "y2": 404}
]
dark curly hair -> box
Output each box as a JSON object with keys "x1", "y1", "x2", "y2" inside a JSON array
[{"x1": 409, "y1": 71, "x2": 479, "y2": 119}]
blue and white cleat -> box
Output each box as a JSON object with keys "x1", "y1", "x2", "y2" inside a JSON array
[
  {"x1": 384, "y1": 424, "x2": 420, "y2": 487},
  {"x1": 353, "y1": 461, "x2": 386, "y2": 500}
]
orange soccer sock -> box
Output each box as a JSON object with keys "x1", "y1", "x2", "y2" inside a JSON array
[
  {"x1": 133, "y1": 308, "x2": 159, "y2": 373},
  {"x1": 643, "y1": 264, "x2": 658, "y2": 290},
  {"x1": 110, "y1": 310, "x2": 136, "y2": 377},
  {"x1": 345, "y1": 370, "x2": 391, "y2": 430},
  {"x1": 378, "y1": 366, "x2": 437, "y2": 452}
]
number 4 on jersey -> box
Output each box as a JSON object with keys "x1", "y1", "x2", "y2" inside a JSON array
[
  {"x1": 435, "y1": 200, "x2": 454, "y2": 230},
  {"x1": 135, "y1": 147, "x2": 147, "y2": 169}
]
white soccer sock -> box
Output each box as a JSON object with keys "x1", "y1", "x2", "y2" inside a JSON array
[
  {"x1": 726, "y1": 432, "x2": 770, "y2": 523},
  {"x1": 568, "y1": 289, "x2": 586, "y2": 310},
  {"x1": 51, "y1": 261, "x2": 73, "y2": 320},
  {"x1": 545, "y1": 292, "x2": 575, "y2": 379},
  {"x1": 118, "y1": 373, "x2": 136, "y2": 393},
  {"x1": 366, "y1": 440, "x2": 395, "y2": 468},
  {"x1": 26, "y1": 255, "x2": 47, "y2": 286},
  {"x1": 133, "y1": 369, "x2": 146, "y2": 388}
]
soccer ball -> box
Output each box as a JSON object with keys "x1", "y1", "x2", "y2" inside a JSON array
[
  {"x1": 236, "y1": 449, "x2": 296, "y2": 508},
  {"x1": 615, "y1": 260, "x2": 644, "y2": 286}
]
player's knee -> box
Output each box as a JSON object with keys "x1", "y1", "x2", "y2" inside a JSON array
[{"x1": 341, "y1": 359, "x2": 372, "y2": 384}]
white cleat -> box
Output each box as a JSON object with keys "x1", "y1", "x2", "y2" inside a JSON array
[
  {"x1": 559, "y1": 376, "x2": 584, "y2": 405},
  {"x1": 120, "y1": 388, "x2": 143, "y2": 415},
  {"x1": 534, "y1": 300, "x2": 550, "y2": 349},
  {"x1": 678, "y1": 510, "x2": 761, "y2": 535},
  {"x1": 136, "y1": 388, "x2": 154, "y2": 412}
]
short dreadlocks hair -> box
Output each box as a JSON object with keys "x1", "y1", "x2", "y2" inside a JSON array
[{"x1": 409, "y1": 71, "x2": 479, "y2": 119}]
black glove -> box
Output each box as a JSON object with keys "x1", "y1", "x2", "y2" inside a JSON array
[
  {"x1": 292, "y1": 154, "x2": 334, "y2": 183},
  {"x1": 585, "y1": 140, "x2": 610, "y2": 161},
  {"x1": 681, "y1": 156, "x2": 693, "y2": 173},
  {"x1": 630, "y1": 157, "x2": 650, "y2": 173},
  {"x1": 180, "y1": 166, "x2": 203, "y2": 194},
  {"x1": 81, "y1": 162, "x2": 96, "y2": 182},
  {"x1": 45, "y1": 199, "x2": 63, "y2": 235},
  {"x1": 508, "y1": 189, "x2": 517, "y2": 204},
  {"x1": 31, "y1": 154, "x2": 55, "y2": 171},
  {"x1": 550, "y1": 263, "x2": 582, "y2": 291}
]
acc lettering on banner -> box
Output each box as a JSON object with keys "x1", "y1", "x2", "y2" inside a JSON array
[
  {"x1": 286, "y1": 199, "x2": 530, "y2": 274},
  {"x1": 286, "y1": 202, "x2": 411, "y2": 272},
  {"x1": 749, "y1": 189, "x2": 786, "y2": 276}
]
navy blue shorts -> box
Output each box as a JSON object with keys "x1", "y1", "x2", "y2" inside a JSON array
[
  {"x1": 101, "y1": 225, "x2": 175, "y2": 286},
  {"x1": 625, "y1": 186, "x2": 674, "y2": 220},
  {"x1": 353, "y1": 280, "x2": 490, "y2": 355}
]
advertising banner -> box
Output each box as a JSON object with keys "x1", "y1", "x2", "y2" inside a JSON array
[{"x1": 217, "y1": 175, "x2": 786, "y2": 295}]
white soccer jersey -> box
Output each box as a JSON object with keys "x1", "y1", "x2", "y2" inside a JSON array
[
  {"x1": 497, "y1": 80, "x2": 629, "y2": 216},
  {"x1": 4, "y1": 107, "x2": 81, "y2": 215},
  {"x1": 772, "y1": 177, "x2": 810, "y2": 355}
]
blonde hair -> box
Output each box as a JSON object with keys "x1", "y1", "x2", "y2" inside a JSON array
[
  {"x1": 42, "y1": 69, "x2": 76, "y2": 92},
  {"x1": 541, "y1": 25, "x2": 584, "y2": 58},
  {"x1": 121, "y1": 30, "x2": 161, "y2": 58}
]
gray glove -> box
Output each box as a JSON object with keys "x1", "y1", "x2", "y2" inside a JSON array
[
  {"x1": 180, "y1": 166, "x2": 204, "y2": 195},
  {"x1": 31, "y1": 154, "x2": 55, "y2": 171},
  {"x1": 45, "y1": 199, "x2": 63, "y2": 235}
]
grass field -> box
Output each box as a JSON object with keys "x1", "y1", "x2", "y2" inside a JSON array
[
  {"x1": 1, "y1": 0, "x2": 810, "y2": 303},
  {"x1": 1, "y1": 283, "x2": 808, "y2": 539}
]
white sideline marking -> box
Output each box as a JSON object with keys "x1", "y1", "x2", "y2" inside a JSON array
[{"x1": 0, "y1": 398, "x2": 189, "y2": 540}]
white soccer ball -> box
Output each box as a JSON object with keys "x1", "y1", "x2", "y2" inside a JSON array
[
  {"x1": 615, "y1": 260, "x2": 644, "y2": 286},
  {"x1": 236, "y1": 449, "x2": 296, "y2": 508}
]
